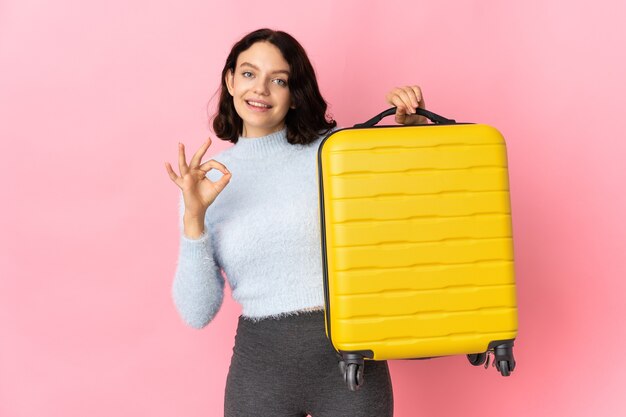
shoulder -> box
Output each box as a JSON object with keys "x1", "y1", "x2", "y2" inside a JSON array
[
  {"x1": 309, "y1": 126, "x2": 343, "y2": 147},
  {"x1": 210, "y1": 140, "x2": 236, "y2": 160},
  {"x1": 319, "y1": 126, "x2": 344, "y2": 140},
  {"x1": 305, "y1": 126, "x2": 343, "y2": 148}
]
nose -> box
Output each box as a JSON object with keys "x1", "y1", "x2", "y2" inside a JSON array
[{"x1": 253, "y1": 77, "x2": 270, "y2": 95}]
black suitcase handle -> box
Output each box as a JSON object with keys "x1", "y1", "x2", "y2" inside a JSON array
[{"x1": 354, "y1": 107, "x2": 457, "y2": 128}]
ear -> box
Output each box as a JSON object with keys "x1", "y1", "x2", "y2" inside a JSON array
[{"x1": 225, "y1": 69, "x2": 234, "y2": 96}]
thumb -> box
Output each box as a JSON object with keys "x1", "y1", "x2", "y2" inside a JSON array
[{"x1": 212, "y1": 172, "x2": 232, "y2": 194}]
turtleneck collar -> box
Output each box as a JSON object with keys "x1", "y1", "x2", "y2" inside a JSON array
[{"x1": 232, "y1": 127, "x2": 297, "y2": 159}]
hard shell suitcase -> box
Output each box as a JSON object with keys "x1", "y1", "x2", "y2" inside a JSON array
[{"x1": 317, "y1": 107, "x2": 518, "y2": 391}]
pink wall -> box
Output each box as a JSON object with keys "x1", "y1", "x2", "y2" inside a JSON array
[{"x1": 1, "y1": 0, "x2": 624, "y2": 416}]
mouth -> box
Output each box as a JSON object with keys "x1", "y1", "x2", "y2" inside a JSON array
[{"x1": 245, "y1": 100, "x2": 273, "y2": 111}]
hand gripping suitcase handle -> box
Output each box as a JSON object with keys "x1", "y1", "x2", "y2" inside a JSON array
[{"x1": 354, "y1": 106, "x2": 457, "y2": 128}]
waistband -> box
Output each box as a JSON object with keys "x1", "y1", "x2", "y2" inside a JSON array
[{"x1": 240, "y1": 307, "x2": 325, "y2": 323}]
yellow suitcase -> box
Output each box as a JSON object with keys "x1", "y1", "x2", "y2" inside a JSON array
[{"x1": 317, "y1": 107, "x2": 518, "y2": 391}]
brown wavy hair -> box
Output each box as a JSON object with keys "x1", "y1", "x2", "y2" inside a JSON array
[{"x1": 211, "y1": 28, "x2": 337, "y2": 145}]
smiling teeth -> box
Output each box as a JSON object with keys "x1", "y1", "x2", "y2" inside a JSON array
[{"x1": 247, "y1": 101, "x2": 271, "y2": 108}]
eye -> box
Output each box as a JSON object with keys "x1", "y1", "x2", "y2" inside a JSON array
[
  {"x1": 273, "y1": 78, "x2": 288, "y2": 87},
  {"x1": 242, "y1": 71, "x2": 253, "y2": 78}
]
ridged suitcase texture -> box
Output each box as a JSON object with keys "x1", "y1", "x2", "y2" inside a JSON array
[{"x1": 318, "y1": 124, "x2": 518, "y2": 361}]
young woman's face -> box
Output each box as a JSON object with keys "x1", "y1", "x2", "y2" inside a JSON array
[{"x1": 225, "y1": 41, "x2": 294, "y2": 138}]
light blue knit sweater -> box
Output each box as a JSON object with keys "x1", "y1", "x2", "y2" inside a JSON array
[{"x1": 172, "y1": 127, "x2": 336, "y2": 329}]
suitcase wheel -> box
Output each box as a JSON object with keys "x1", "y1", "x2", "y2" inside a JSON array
[
  {"x1": 468, "y1": 341, "x2": 516, "y2": 376},
  {"x1": 493, "y1": 341, "x2": 515, "y2": 376},
  {"x1": 345, "y1": 363, "x2": 364, "y2": 392},
  {"x1": 467, "y1": 353, "x2": 487, "y2": 366},
  {"x1": 493, "y1": 341, "x2": 516, "y2": 376},
  {"x1": 338, "y1": 353, "x2": 366, "y2": 391},
  {"x1": 496, "y1": 360, "x2": 510, "y2": 376}
]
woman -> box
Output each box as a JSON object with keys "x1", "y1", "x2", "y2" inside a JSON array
[{"x1": 165, "y1": 28, "x2": 426, "y2": 417}]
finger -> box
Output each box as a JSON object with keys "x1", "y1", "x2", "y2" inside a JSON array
[
  {"x1": 190, "y1": 137, "x2": 212, "y2": 168},
  {"x1": 390, "y1": 95, "x2": 409, "y2": 114},
  {"x1": 165, "y1": 162, "x2": 183, "y2": 188},
  {"x1": 391, "y1": 96, "x2": 408, "y2": 123},
  {"x1": 410, "y1": 86, "x2": 424, "y2": 107},
  {"x1": 211, "y1": 171, "x2": 232, "y2": 194},
  {"x1": 395, "y1": 88, "x2": 416, "y2": 114},
  {"x1": 403, "y1": 86, "x2": 420, "y2": 109},
  {"x1": 407, "y1": 86, "x2": 427, "y2": 123},
  {"x1": 178, "y1": 142, "x2": 189, "y2": 176},
  {"x1": 386, "y1": 87, "x2": 409, "y2": 106},
  {"x1": 198, "y1": 159, "x2": 230, "y2": 175}
]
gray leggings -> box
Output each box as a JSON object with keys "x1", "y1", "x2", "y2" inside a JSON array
[{"x1": 224, "y1": 310, "x2": 394, "y2": 417}]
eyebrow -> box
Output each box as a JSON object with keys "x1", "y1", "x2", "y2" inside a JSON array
[{"x1": 239, "y1": 62, "x2": 290, "y2": 76}]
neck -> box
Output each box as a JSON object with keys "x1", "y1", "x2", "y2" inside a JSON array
[
  {"x1": 233, "y1": 127, "x2": 294, "y2": 159},
  {"x1": 241, "y1": 123, "x2": 286, "y2": 138}
]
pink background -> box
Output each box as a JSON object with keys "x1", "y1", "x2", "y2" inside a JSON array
[{"x1": 1, "y1": 0, "x2": 625, "y2": 416}]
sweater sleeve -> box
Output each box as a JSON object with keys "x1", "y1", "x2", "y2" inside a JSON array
[{"x1": 171, "y1": 193, "x2": 225, "y2": 329}]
